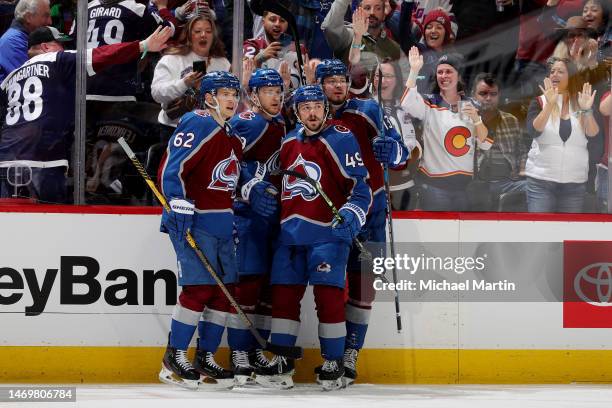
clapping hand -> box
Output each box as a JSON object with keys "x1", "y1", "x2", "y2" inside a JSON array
[
  {"x1": 539, "y1": 77, "x2": 559, "y2": 105},
  {"x1": 577, "y1": 82, "x2": 596, "y2": 111}
]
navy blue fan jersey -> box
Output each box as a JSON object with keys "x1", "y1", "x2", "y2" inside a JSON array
[
  {"x1": 0, "y1": 51, "x2": 79, "y2": 166},
  {"x1": 81, "y1": 0, "x2": 168, "y2": 101}
]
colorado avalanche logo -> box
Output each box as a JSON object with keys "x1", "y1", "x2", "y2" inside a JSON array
[
  {"x1": 209, "y1": 150, "x2": 241, "y2": 195},
  {"x1": 266, "y1": 150, "x2": 280, "y2": 173},
  {"x1": 281, "y1": 154, "x2": 321, "y2": 201}
]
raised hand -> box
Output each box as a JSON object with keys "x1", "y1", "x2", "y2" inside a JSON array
[
  {"x1": 352, "y1": 7, "x2": 368, "y2": 38},
  {"x1": 144, "y1": 26, "x2": 173, "y2": 53},
  {"x1": 539, "y1": 77, "x2": 559, "y2": 105},
  {"x1": 279, "y1": 60, "x2": 291, "y2": 90},
  {"x1": 242, "y1": 57, "x2": 254, "y2": 89},
  {"x1": 578, "y1": 82, "x2": 597, "y2": 110},
  {"x1": 304, "y1": 54, "x2": 318, "y2": 85},
  {"x1": 408, "y1": 46, "x2": 423, "y2": 73}
]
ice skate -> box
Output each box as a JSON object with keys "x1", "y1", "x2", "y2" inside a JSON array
[
  {"x1": 249, "y1": 348, "x2": 271, "y2": 370},
  {"x1": 254, "y1": 355, "x2": 295, "y2": 389},
  {"x1": 194, "y1": 348, "x2": 235, "y2": 389},
  {"x1": 342, "y1": 348, "x2": 359, "y2": 386},
  {"x1": 159, "y1": 344, "x2": 202, "y2": 390},
  {"x1": 317, "y1": 359, "x2": 345, "y2": 391},
  {"x1": 230, "y1": 350, "x2": 255, "y2": 386}
]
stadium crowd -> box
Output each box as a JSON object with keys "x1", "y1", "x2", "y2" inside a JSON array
[{"x1": 0, "y1": 0, "x2": 610, "y2": 213}]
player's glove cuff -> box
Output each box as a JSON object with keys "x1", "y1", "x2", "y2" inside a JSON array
[{"x1": 340, "y1": 202, "x2": 367, "y2": 228}]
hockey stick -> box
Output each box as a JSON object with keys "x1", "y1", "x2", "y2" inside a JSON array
[
  {"x1": 117, "y1": 137, "x2": 303, "y2": 359},
  {"x1": 270, "y1": 168, "x2": 380, "y2": 268},
  {"x1": 376, "y1": 63, "x2": 402, "y2": 333},
  {"x1": 252, "y1": 0, "x2": 306, "y2": 86}
]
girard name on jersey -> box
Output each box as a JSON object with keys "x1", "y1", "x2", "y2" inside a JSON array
[
  {"x1": 90, "y1": 6, "x2": 122, "y2": 19},
  {"x1": 4, "y1": 64, "x2": 49, "y2": 88}
]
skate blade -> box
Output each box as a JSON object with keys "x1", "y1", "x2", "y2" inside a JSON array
[
  {"x1": 342, "y1": 376, "x2": 355, "y2": 387},
  {"x1": 198, "y1": 376, "x2": 235, "y2": 390},
  {"x1": 158, "y1": 366, "x2": 200, "y2": 390},
  {"x1": 318, "y1": 376, "x2": 345, "y2": 391},
  {"x1": 254, "y1": 374, "x2": 294, "y2": 389},
  {"x1": 233, "y1": 374, "x2": 256, "y2": 387}
]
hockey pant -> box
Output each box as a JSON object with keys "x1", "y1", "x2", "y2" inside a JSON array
[
  {"x1": 226, "y1": 274, "x2": 272, "y2": 351},
  {"x1": 346, "y1": 209, "x2": 386, "y2": 350},
  {"x1": 169, "y1": 284, "x2": 234, "y2": 353},
  {"x1": 269, "y1": 242, "x2": 351, "y2": 361}
]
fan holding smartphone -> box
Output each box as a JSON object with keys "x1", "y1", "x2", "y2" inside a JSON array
[{"x1": 152, "y1": 15, "x2": 230, "y2": 130}]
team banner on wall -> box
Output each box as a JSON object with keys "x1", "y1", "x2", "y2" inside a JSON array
[{"x1": 563, "y1": 241, "x2": 612, "y2": 328}]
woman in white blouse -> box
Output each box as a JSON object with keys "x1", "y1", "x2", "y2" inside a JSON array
[
  {"x1": 525, "y1": 57, "x2": 599, "y2": 213},
  {"x1": 151, "y1": 15, "x2": 230, "y2": 133}
]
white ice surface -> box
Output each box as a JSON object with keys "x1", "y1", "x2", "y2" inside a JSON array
[{"x1": 3, "y1": 384, "x2": 612, "y2": 408}]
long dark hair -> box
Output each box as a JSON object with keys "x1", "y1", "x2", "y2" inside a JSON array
[
  {"x1": 545, "y1": 57, "x2": 582, "y2": 118},
  {"x1": 163, "y1": 15, "x2": 226, "y2": 58},
  {"x1": 583, "y1": 0, "x2": 610, "y2": 37}
]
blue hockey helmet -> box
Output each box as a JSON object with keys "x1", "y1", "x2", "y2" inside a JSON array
[
  {"x1": 248, "y1": 68, "x2": 284, "y2": 92},
  {"x1": 200, "y1": 71, "x2": 240, "y2": 96},
  {"x1": 315, "y1": 59, "x2": 348, "y2": 82},
  {"x1": 292, "y1": 85, "x2": 327, "y2": 109}
]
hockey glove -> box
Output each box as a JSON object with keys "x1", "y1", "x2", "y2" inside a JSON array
[
  {"x1": 332, "y1": 207, "x2": 362, "y2": 244},
  {"x1": 161, "y1": 198, "x2": 195, "y2": 243},
  {"x1": 248, "y1": 181, "x2": 279, "y2": 217},
  {"x1": 372, "y1": 136, "x2": 402, "y2": 165}
]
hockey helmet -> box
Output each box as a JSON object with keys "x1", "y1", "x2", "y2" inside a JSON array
[
  {"x1": 292, "y1": 85, "x2": 327, "y2": 111},
  {"x1": 200, "y1": 71, "x2": 241, "y2": 96},
  {"x1": 315, "y1": 59, "x2": 348, "y2": 82},
  {"x1": 248, "y1": 68, "x2": 284, "y2": 92}
]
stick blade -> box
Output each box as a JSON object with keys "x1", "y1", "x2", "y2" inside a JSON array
[{"x1": 264, "y1": 342, "x2": 303, "y2": 359}]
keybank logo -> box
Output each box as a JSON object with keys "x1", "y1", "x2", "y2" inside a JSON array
[
  {"x1": 574, "y1": 262, "x2": 612, "y2": 307},
  {"x1": 0, "y1": 256, "x2": 177, "y2": 316}
]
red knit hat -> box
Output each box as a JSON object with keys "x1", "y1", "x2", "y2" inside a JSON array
[{"x1": 422, "y1": 9, "x2": 452, "y2": 45}]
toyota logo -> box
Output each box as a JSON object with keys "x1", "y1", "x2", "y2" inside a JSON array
[{"x1": 573, "y1": 263, "x2": 612, "y2": 307}]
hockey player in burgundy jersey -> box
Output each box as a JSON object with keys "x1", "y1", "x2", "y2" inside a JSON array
[
  {"x1": 0, "y1": 25, "x2": 172, "y2": 203},
  {"x1": 73, "y1": 0, "x2": 175, "y2": 101},
  {"x1": 157, "y1": 71, "x2": 278, "y2": 389},
  {"x1": 255, "y1": 85, "x2": 371, "y2": 391},
  {"x1": 315, "y1": 59, "x2": 410, "y2": 385},
  {"x1": 221, "y1": 68, "x2": 286, "y2": 385}
]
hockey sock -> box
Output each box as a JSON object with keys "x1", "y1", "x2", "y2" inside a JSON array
[
  {"x1": 170, "y1": 288, "x2": 208, "y2": 350},
  {"x1": 227, "y1": 311, "x2": 256, "y2": 351},
  {"x1": 345, "y1": 302, "x2": 372, "y2": 350},
  {"x1": 198, "y1": 308, "x2": 227, "y2": 352},
  {"x1": 270, "y1": 284, "x2": 305, "y2": 347},
  {"x1": 314, "y1": 285, "x2": 346, "y2": 361}
]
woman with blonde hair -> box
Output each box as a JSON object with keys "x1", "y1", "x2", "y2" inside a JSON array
[
  {"x1": 525, "y1": 57, "x2": 599, "y2": 213},
  {"x1": 151, "y1": 15, "x2": 230, "y2": 132}
]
